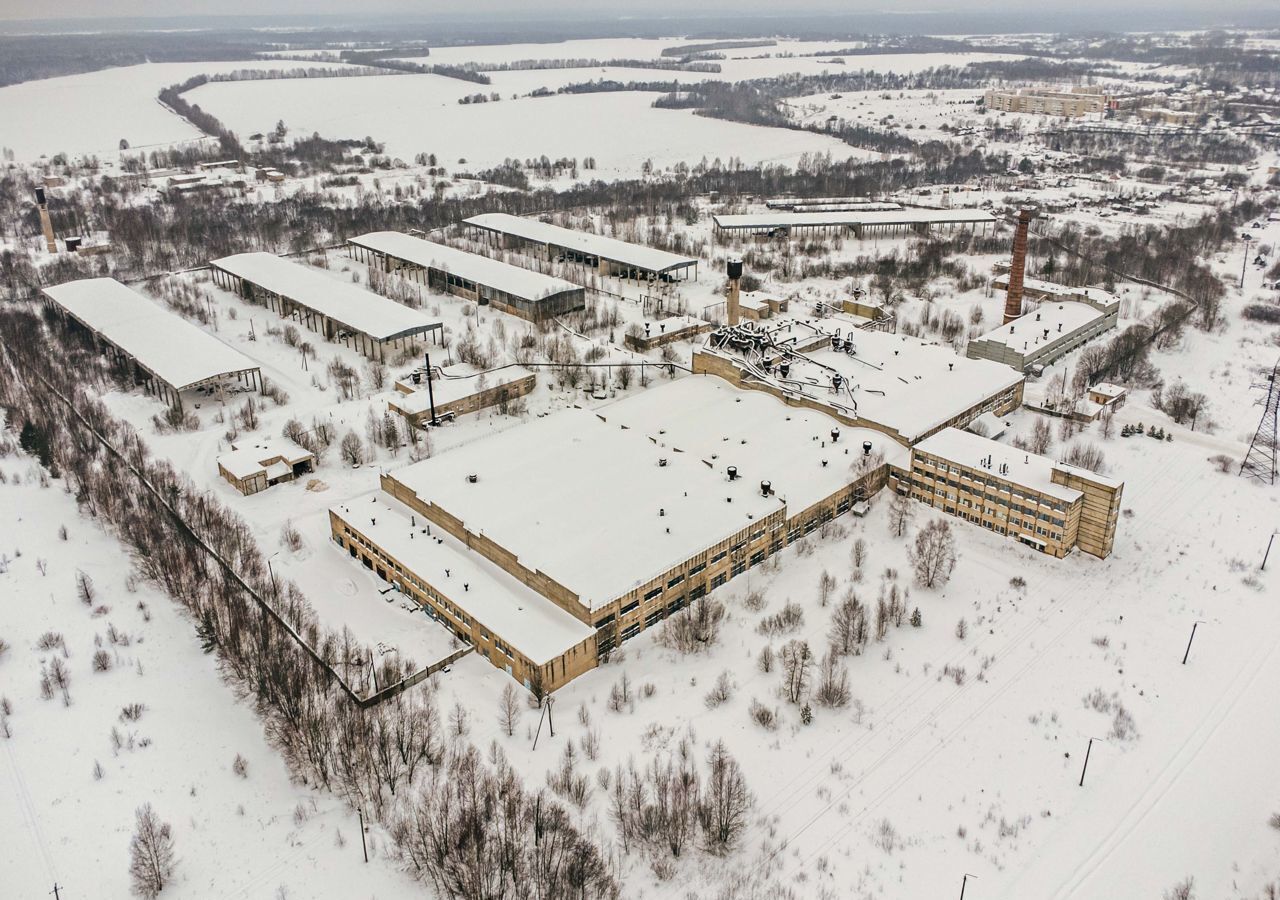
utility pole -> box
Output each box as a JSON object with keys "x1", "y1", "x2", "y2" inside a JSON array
[
  {"x1": 1079, "y1": 737, "x2": 1101, "y2": 787},
  {"x1": 267, "y1": 553, "x2": 279, "y2": 599},
  {"x1": 357, "y1": 809, "x2": 368, "y2": 863},
  {"x1": 1241, "y1": 234, "x2": 1252, "y2": 290},
  {"x1": 1264, "y1": 533, "x2": 1278, "y2": 571},
  {"x1": 424, "y1": 352, "x2": 438, "y2": 426},
  {"x1": 960, "y1": 873, "x2": 977, "y2": 900},
  {"x1": 1182, "y1": 621, "x2": 1204, "y2": 665},
  {"x1": 51, "y1": 884, "x2": 63, "y2": 900}
]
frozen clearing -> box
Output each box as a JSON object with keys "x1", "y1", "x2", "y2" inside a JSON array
[
  {"x1": 0, "y1": 60, "x2": 358, "y2": 162},
  {"x1": 191, "y1": 82, "x2": 872, "y2": 176}
]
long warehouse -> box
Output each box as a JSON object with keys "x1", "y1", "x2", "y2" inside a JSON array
[
  {"x1": 464, "y1": 212, "x2": 699, "y2": 283},
  {"x1": 712, "y1": 207, "x2": 998, "y2": 237},
  {"x1": 42, "y1": 277, "x2": 261, "y2": 409},
  {"x1": 209, "y1": 252, "x2": 443, "y2": 361},
  {"x1": 347, "y1": 231, "x2": 586, "y2": 322}
]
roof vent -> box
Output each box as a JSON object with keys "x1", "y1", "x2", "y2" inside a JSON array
[
  {"x1": 658, "y1": 458, "x2": 668, "y2": 467},
  {"x1": 467, "y1": 473, "x2": 478, "y2": 483},
  {"x1": 659, "y1": 508, "x2": 665, "y2": 517},
  {"x1": 761, "y1": 480, "x2": 773, "y2": 496},
  {"x1": 830, "y1": 428, "x2": 840, "y2": 442},
  {"x1": 727, "y1": 465, "x2": 739, "y2": 481},
  {"x1": 863, "y1": 440, "x2": 873, "y2": 456}
]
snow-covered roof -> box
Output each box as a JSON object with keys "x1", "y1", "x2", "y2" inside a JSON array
[
  {"x1": 348, "y1": 232, "x2": 583, "y2": 303},
  {"x1": 333, "y1": 492, "x2": 593, "y2": 665},
  {"x1": 970, "y1": 301, "x2": 1105, "y2": 351},
  {"x1": 463, "y1": 213, "x2": 698, "y2": 275},
  {"x1": 993, "y1": 275, "x2": 1119, "y2": 312},
  {"x1": 389, "y1": 404, "x2": 784, "y2": 610},
  {"x1": 912, "y1": 428, "x2": 1084, "y2": 504},
  {"x1": 210, "y1": 253, "x2": 439, "y2": 342},
  {"x1": 701, "y1": 320, "x2": 1025, "y2": 444},
  {"x1": 597, "y1": 376, "x2": 909, "y2": 514},
  {"x1": 1090, "y1": 382, "x2": 1126, "y2": 398},
  {"x1": 390, "y1": 365, "x2": 534, "y2": 414},
  {"x1": 42, "y1": 278, "x2": 259, "y2": 392},
  {"x1": 217, "y1": 438, "x2": 314, "y2": 480},
  {"x1": 712, "y1": 207, "x2": 997, "y2": 231}
]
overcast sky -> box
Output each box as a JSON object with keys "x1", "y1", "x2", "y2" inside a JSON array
[{"x1": 0, "y1": 0, "x2": 1261, "y2": 23}]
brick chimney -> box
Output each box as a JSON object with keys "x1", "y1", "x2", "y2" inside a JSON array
[
  {"x1": 1003, "y1": 208, "x2": 1032, "y2": 325},
  {"x1": 726, "y1": 257, "x2": 743, "y2": 326}
]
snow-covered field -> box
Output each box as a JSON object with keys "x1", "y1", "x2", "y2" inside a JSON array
[
  {"x1": 189, "y1": 80, "x2": 874, "y2": 176},
  {"x1": 0, "y1": 60, "x2": 359, "y2": 163}
]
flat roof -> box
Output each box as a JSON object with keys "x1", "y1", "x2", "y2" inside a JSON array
[
  {"x1": 993, "y1": 275, "x2": 1119, "y2": 311},
  {"x1": 349, "y1": 232, "x2": 583, "y2": 303},
  {"x1": 596, "y1": 376, "x2": 910, "y2": 514},
  {"x1": 389, "y1": 405, "x2": 784, "y2": 610},
  {"x1": 333, "y1": 492, "x2": 593, "y2": 665},
  {"x1": 210, "y1": 252, "x2": 440, "y2": 342},
  {"x1": 913, "y1": 428, "x2": 1084, "y2": 504},
  {"x1": 712, "y1": 207, "x2": 998, "y2": 231},
  {"x1": 463, "y1": 213, "x2": 698, "y2": 275},
  {"x1": 701, "y1": 319, "x2": 1025, "y2": 443},
  {"x1": 765, "y1": 197, "x2": 901, "y2": 209},
  {"x1": 218, "y1": 438, "x2": 313, "y2": 480},
  {"x1": 42, "y1": 278, "x2": 259, "y2": 392},
  {"x1": 970, "y1": 301, "x2": 1105, "y2": 352},
  {"x1": 391, "y1": 365, "x2": 534, "y2": 415}
]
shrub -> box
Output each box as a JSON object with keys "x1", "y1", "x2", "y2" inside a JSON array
[{"x1": 748, "y1": 699, "x2": 777, "y2": 731}]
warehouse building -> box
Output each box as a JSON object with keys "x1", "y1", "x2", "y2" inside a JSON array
[
  {"x1": 464, "y1": 213, "x2": 699, "y2": 283},
  {"x1": 217, "y1": 438, "x2": 315, "y2": 496},
  {"x1": 330, "y1": 376, "x2": 900, "y2": 690},
  {"x1": 966, "y1": 300, "x2": 1118, "y2": 373},
  {"x1": 694, "y1": 318, "x2": 1025, "y2": 447},
  {"x1": 990, "y1": 275, "x2": 1120, "y2": 314},
  {"x1": 209, "y1": 253, "x2": 443, "y2": 361},
  {"x1": 711, "y1": 207, "x2": 997, "y2": 238},
  {"x1": 42, "y1": 277, "x2": 262, "y2": 410},
  {"x1": 892, "y1": 427, "x2": 1123, "y2": 558},
  {"x1": 347, "y1": 231, "x2": 586, "y2": 322},
  {"x1": 388, "y1": 363, "x2": 536, "y2": 427}
]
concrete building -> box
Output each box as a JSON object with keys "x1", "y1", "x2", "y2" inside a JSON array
[
  {"x1": 712, "y1": 207, "x2": 997, "y2": 239},
  {"x1": 209, "y1": 253, "x2": 443, "y2": 362},
  {"x1": 388, "y1": 364, "x2": 536, "y2": 426},
  {"x1": 623, "y1": 316, "x2": 712, "y2": 352},
  {"x1": 694, "y1": 318, "x2": 1025, "y2": 447},
  {"x1": 42, "y1": 278, "x2": 262, "y2": 410},
  {"x1": 984, "y1": 86, "x2": 1112, "y2": 118},
  {"x1": 893, "y1": 427, "x2": 1123, "y2": 558},
  {"x1": 966, "y1": 299, "x2": 1119, "y2": 373},
  {"x1": 347, "y1": 231, "x2": 586, "y2": 322},
  {"x1": 330, "y1": 376, "x2": 901, "y2": 690},
  {"x1": 217, "y1": 439, "x2": 315, "y2": 496},
  {"x1": 464, "y1": 213, "x2": 699, "y2": 283}
]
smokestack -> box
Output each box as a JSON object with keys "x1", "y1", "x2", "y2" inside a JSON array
[
  {"x1": 726, "y1": 257, "x2": 743, "y2": 326},
  {"x1": 35, "y1": 188, "x2": 56, "y2": 254},
  {"x1": 1003, "y1": 208, "x2": 1032, "y2": 325}
]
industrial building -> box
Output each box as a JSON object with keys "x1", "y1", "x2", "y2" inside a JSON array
[
  {"x1": 387, "y1": 364, "x2": 536, "y2": 427},
  {"x1": 217, "y1": 439, "x2": 315, "y2": 496},
  {"x1": 966, "y1": 299, "x2": 1119, "y2": 373},
  {"x1": 991, "y1": 275, "x2": 1120, "y2": 313},
  {"x1": 463, "y1": 213, "x2": 699, "y2": 283},
  {"x1": 693, "y1": 318, "x2": 1025, "y2": 447},
  {"x1": 892, "y1": 427, "x2": 1123, "y2": 558},
  {"x1": 624, "y1": 316, "x2": 712, "y2": 352},
  {"x1": 983, "y1": 86, "x2": 1112, "y2": 117},
  {"x1": 42, "y1": 278, "x2": 262, "y2": 410},
  {"x1": 209, "y1": 253, "x2": 443, "y2": 361},
  {"x1": 711, "y1": 207, "x2": 997, "y2": 238},
  {"x1": 330, "y1": 376, "x2": 901, "y2": 690},
  {"x1": 346, "y1": 231, "x2": 586, "y2": 322}
]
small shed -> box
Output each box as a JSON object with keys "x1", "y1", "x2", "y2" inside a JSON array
[{"x1": 218, "y1": 439, "x2": 315, "y2": 496}]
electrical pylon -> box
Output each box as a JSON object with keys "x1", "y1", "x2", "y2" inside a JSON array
[{"x1": 1240, "y1": 357, "x2": 1279, "y2": 485}]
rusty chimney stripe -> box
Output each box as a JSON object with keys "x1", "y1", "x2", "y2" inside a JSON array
[{"x1": 1004, "y1": 208, "x2": 1032, "y2": 325}]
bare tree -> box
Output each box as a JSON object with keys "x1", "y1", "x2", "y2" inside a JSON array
[
  {"x1": 698, "y1": 741, "x2": 751, "y2": 854},
  {"x1": 888, "y1": 491, "x2": 914, "y2": 538},
  {"x1": 498, "y1": 683, "x2": 521, "y2": 737},
  {"x1": 1028, "y1": 418, "x2": 1053, "y2": 455},
  {"x1": 779, "y1": 640, "x2": 812, "y2": 704},
  {"x1": 818, "y1": 570, "x2": 837, "y2": 608},
  {"x1": 339, "y1": 431, "x2": 364, "y2": 466},
  {"x1": 128, "y1": 803, "x2": 176, "y2": 898},
  {"x1": 909, "y1": 519, "x2": 957, "y2": 589},
  {"x1": 829, "y1": 593, "x2": 868, "y2": 656},
  {"x1": 813, "y1": 652, "x2": 851, "y2": 708}
]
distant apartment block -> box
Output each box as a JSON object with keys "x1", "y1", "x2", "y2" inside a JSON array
[{"x1": 984, "y1": 86, "x2": 1112, "y2": 117}]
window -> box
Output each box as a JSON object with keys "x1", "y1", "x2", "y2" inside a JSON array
[
  {"x1": 667, "y1": 574, "x2": 685, "y2": 589},
  {"x1": 689, "y1": 562, "x2": 706, "y2": 576},
  {"x1": 643, "y1": 586, "x2": 662, "y2": 601},
  {"x1": 711, "y1": 550, "x2": 727, "y2": 564},
  {"x1": 621, "y1": 599, "x2": 640, "y2": 616},
  {"x1": 710, "y1": 573, "x2": 726, "y2": 589},
  {"x1": 594, "y1": 613, "x2": 615, "y2": 628}
]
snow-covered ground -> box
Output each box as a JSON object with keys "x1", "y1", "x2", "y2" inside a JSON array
[{"x1": 189, "y1": 81, "x2": 872, "y2": 176}]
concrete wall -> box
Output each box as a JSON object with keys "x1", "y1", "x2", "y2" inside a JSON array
[{"x1": 389, "y1": 373, "x2": 536, "y2": 426}]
